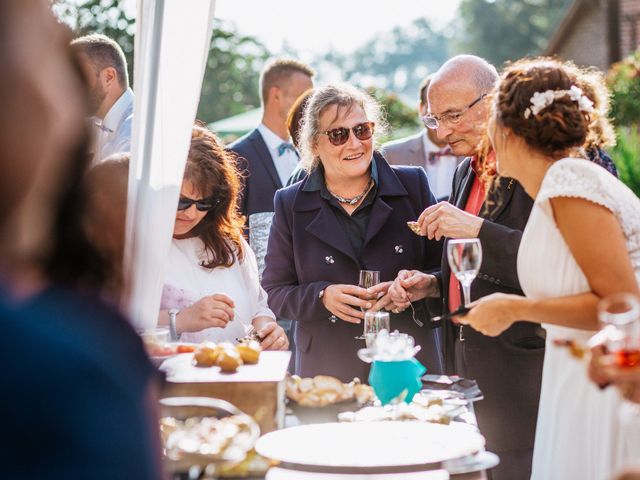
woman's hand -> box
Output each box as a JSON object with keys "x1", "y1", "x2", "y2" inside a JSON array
[
  {"x1": 458, "y1": 293, "x2": 523, "y2": 336},
  {"x1": 177, "y1": 293, "x2": 235, "y2": 333},
  {"x1": 254, "y1": 319, "x2": 289, "y2": 351},
  {"x1": 387, "y1": 270, "x2": 438, "y2": 312},
  {"x1": 322, "y1": 284, "x2": 372, "y2": 324},
  {"x1": 589, "y1": 345, "x2": 640, "y2": 404}
]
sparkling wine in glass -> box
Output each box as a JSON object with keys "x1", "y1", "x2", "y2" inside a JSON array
[
  {"x1": 355, "y1": 270, "x2": 380, "y2": 340},
  {"x1": 363, "y1": 311, "x2": 390, "y2": 348},
  {"x1": 447, "y1": 238, "x2": 482, "y2": 307},
  {"x1": 598, "y1": 293, "x2": 640, "y2": 368}
]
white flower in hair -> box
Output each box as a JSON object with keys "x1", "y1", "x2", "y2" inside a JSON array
[{"x1": 524, "y1": 85, "x2": 595, "y2": 119}]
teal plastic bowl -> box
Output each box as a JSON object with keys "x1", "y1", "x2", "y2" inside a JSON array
[{"x1": 368, "y1": 358, "x2": 426, "y2": 405}]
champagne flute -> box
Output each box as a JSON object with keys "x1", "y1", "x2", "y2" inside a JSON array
[
  {"x1": 363, "y1": 311, "x2": 391, "y2": 348},
  {"x1": 355, "y1": 270, "x2": 380, "y2": 340},
  {"x1": 447, "y1": 238, "x2": 482, "y2": 307}
]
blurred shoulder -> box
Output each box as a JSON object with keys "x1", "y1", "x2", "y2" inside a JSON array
[
  {"x1": 227, "y1": 129, "x2": 259, "y2": 152},
  {"x1": 381, "y1": 131, "x2": 423, "y2": 153}
]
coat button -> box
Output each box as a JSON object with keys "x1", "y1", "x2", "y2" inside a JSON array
[
  {"x1": 329, "y1": 315, "x2": 337, "y2": 323},
  {"x1": 394, "y1": 245, "x2": 403, "y2": 254},
  {"x1": 325, "y1": 256, "x2": 334, "y2": 264}
]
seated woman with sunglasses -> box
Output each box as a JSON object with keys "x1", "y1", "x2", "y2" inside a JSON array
[
  {"x1": 262, "y1": 84, "x2": 444, "y2": 382},
  {"x1": 158, "y1": 126, "x2": 289, "y2": 349}
]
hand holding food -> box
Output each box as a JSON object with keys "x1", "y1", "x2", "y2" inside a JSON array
[{"x1": 178, "y1": 293, "x2": 236, "y2": 333}]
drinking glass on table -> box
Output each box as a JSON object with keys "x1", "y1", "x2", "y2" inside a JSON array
[
  {"x1": 355, "y1": 270, "x2": 380, "y2": 340},
  {"x1": 598, "y1": 293, "x2": 640, "y2": 368},
  {"x1": 447, "y1": 238, "x2": 482, "y2": 307}
]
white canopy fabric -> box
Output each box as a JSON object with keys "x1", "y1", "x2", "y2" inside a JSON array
[{"x1": 124, "y1": 0, "x2": 217, "y2": 330}]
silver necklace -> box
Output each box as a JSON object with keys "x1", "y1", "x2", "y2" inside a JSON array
[{"x1": 327, "y1": 178, "x2": 373, "y2": 206}]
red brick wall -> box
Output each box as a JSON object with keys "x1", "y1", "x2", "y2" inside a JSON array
[
  {"x1": 555, "y1": 2, "x2": 610, "y2": 70},
  {"x1": 620, "y1": 0, "x2": 640, "y2": 57}
]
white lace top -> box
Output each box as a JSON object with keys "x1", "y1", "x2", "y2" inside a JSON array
[{"x1": 536, "y1": 157, "x2": 640, "y2": 269}]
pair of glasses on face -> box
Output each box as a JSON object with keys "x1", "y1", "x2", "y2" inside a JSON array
[
  {"x1": 320, "y1": 121, "x2": 375, "y2": 146},
  {"x1": 422, "y1": 93, "x2": 487, "y2": 130},
  {"x1": 177, "y1": 196, "x2": 221, "y2": 212}
]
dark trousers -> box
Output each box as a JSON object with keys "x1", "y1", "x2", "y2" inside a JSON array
[{"x1": 488, "y1": 448, "x2": 533, "y2": 480}]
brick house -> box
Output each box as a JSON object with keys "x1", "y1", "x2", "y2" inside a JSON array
[{"x1": 544, "y1": 0, "x2": 640, "y2": 70}]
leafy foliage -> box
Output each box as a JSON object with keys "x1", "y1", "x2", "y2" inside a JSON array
[
  {"x1": 611, "y1": 127, "x2": 640, "y2": 198},
  {"x1": 317, "y1": 18, "x2": 450, "y2": 101},
  {"x1": 365, "y1": 87, "x2": 421, "y2": 142},
  {"x1": 456, "y1": 0, "x2": 572, "y2": 67},
  {"x1": 53, "y1": 1, "x2": 269, "y2": 123},
  {"x1": 607, "y1": 51, "x2": 640, "y2": 128}
]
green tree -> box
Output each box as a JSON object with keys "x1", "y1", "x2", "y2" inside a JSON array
[
  {"x1": 316, "y1": 18, "x2": 450, "y2": 101},
  {"x1": 366, "y1": 87, "x2": 421, "y2": 142},
  {"x1": 607, "y1": 51, "x2": 640, "y2": 128},
  {"x1": 456, "y1": 0, "x2": 572, "y2": 67},
  {"x1": 53, "y1": 1, "x2": 269, "y2": 123}
]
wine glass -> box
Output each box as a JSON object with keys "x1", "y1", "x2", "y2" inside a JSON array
[
  {"x1": 447, "y1": 238, "x2": 482, "y2": 307},
  {"x1": 597, "y1": 294, "x2": 640, "y2": 422},
  {"x1": 355, "y1": 270, "x2": 380, "y2": 340},
  {"x1": 597, "y1": 293, "x2": 640, "y2": 367}
]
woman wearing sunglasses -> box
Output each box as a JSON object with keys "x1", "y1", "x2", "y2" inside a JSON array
[
  {"x1": 262, "y1": 84, "x2": 444, "y2": 381},
  {"x1": 158, "y1": 125, "x2": 288, "y2": 349}
]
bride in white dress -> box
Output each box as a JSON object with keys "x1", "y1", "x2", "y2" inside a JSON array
[{"x1": 461, "y1": 58, "x2": 640, "y2": 479}]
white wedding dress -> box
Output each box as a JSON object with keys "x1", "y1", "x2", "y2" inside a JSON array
[{"x1": 517, "y1": 158, "x2": 640, "y2": 480}]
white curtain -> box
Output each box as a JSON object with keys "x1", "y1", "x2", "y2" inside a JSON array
[{"x1": 124, "y1": 0, "x2": 217, "y2": 330}]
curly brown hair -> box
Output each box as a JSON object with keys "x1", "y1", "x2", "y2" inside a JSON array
[
  {"x1": 183, "y1": 125, "x2": 245, "y2": 269},
  {"x1": 494, "y1": 57, "x2": 606, "y2": 157}
]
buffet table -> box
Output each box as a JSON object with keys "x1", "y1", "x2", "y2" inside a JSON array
[{"x1": 160, "y1": 351, "x2": 494, "y2": 479}]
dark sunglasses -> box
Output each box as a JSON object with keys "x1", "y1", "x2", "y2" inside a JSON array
[
  {"x1": 177, "y1": 196, "x2": 221, "y2": 212},
  {"x1": 320, "y1": 121, "x2": 375, "y2": 146}
]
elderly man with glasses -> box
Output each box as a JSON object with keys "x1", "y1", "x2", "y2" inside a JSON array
[{"x1": 387, "y1": 55, "x2": 544, "y2": 480}]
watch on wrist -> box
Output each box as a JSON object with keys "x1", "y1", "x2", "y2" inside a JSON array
[{"x1": 168, "y1": 308, "x2": 180, "y2": 342}]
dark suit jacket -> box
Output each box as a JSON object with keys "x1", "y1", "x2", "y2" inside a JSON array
[
  {"x1": 228, "y1": 128, "x2": 282, "y2": 220},
  {"x1": 262, "y1": 153, "x2": 444, "y2": 382},
  {"x1": 439, "y1": 157, "x2": 545, "y2": 454}
]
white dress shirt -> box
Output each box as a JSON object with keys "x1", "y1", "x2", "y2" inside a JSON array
[
  {"x1": 422, "y1": 131, "x2": 461, "y2": 200},
  {"x1": 257, "y1": 123, "x2": 299, "y2": 186},
  {"x1": 92, "y1": 88, "x2": 134, "y2": 163},
  {"x1": 161, "y1": 236, "x2": 276, "y2": 344}
]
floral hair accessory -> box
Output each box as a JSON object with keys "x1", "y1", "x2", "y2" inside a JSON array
[{"x1": 524, "y1": 85, "x2": 594, "y2": 119}]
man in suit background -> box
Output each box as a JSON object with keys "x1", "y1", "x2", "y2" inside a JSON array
[
  {"x1": 228, "y1": 59, "x2": 313, "y2": 366},
  {"x1": 387, "y1": 55, "x2": 544, "y2": 480},
  {"x1": 381, "y1": 75, "x2": 462, "y2": 200},
  {"x1": 228, "y1": 58, "x2": 314, "y2": 221}
]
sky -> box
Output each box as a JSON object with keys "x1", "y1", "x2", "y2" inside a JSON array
[{"x1": 214, "y1": 0, "x2": 462, "y2": 58}]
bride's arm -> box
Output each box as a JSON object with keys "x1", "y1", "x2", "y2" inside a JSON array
[{"x1": 460, "y1": 197, "x2": 638, "y2": 336}]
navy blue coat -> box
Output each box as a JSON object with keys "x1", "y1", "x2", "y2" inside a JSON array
[
  {"x1": 228, "y1": 128, "x2": 283, "y2": 221},
  {"x1": 262, "y1": 153, "x2": 444, "y2": 382}
]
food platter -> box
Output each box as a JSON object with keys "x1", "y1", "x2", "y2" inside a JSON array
[{"x1": 255, "y1": 421, "x2": 485, "y2": 473}]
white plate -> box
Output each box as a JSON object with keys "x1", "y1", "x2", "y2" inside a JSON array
[{"x1": 256, "y1": 421, "x2": 484, "y2": 471}]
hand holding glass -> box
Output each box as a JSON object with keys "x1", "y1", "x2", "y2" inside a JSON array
[
  {"x1": 355, "y1": 270, "x2": 380, "y2": 340},
  {"x1": 598, "y1": 293, "x2": 640, "y2": 368},
  {"x1": 447, "y1": 239, "x2": 482, "y2": 307}
]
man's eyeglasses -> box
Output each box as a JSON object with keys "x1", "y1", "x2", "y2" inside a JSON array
[
  {"x1": 320, "y1": 122, "x2": 375, "y2": 146},
  {"x1": 177, "y1": 196, "x2": 221, "y2": 212},
  {"x1": 422, "y1": 94, "x2": 487, "y2": 130}
]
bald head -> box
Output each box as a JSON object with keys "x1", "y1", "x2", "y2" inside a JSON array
[
  {"x1": 426, "y1": 55, "x2": 498, "y2": 157},
  {"x1": 431, "y1": 55, "x2": 499, "y2": 95}
]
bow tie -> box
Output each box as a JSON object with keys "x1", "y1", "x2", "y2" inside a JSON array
[
  {"x1": 278, "y1": 142, "x2": 296, "y2": 156},
  {"x1": 427, "y1": 147, "x2": 453, "y2": 164}
]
